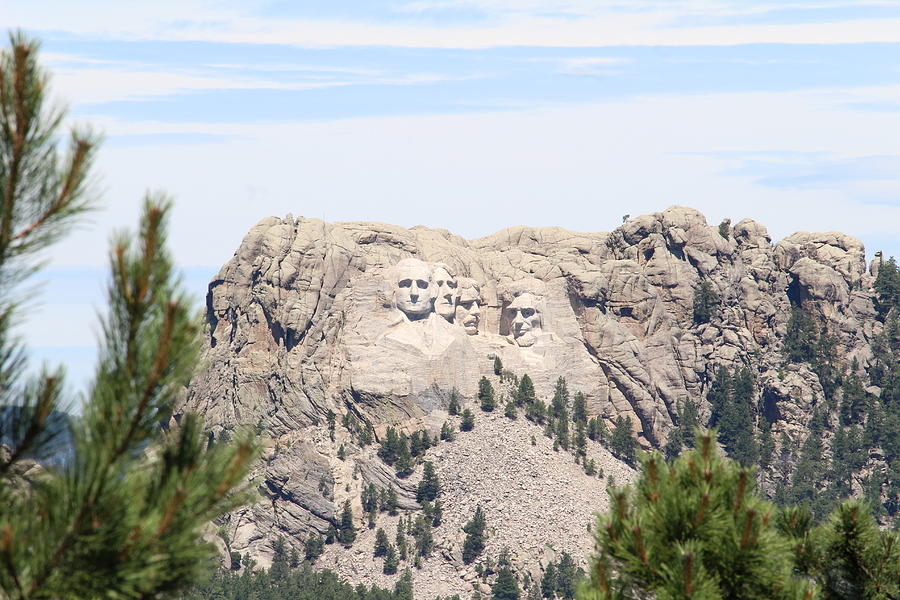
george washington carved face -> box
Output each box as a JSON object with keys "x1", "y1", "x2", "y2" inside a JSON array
[
  {"x1": 455, "y1": 278, "x2": 481, "y2": 335},
  {"x1": 393, "y1": 258, "x2": 435, "y2": 319},
  {"x1": 507, "y1": 292, "x2": 542, "y2": 347},
  {"x1": 432, "y1": 265, "x2": 457, "y2": 322}
]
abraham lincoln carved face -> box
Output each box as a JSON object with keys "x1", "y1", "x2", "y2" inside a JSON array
[{"x1": 507, "y1": 292, "x2": 542, "y2": 347}]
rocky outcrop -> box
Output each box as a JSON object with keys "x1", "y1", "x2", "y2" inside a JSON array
[{"x1": 179, "y1": 206, "x2": 882, "y2": 594}]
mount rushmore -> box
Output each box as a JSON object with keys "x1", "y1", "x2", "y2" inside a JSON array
[{"x1": 178, "y1": 205, "x2": 882, "y2": 588}]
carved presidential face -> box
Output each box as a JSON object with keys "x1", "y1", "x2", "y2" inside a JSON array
[
  {"x1": 432, "y1": 265, "x2": 457, "y2": 321},
  {"x1": 455, "y1": 280, "x2": 481, "y2": 335},
  {"x1": 508, "y1": 292, "x2": 542, "y2": 347},
  {"x1": 394, "y1": 258, "x2": 435, "y2": 319}
]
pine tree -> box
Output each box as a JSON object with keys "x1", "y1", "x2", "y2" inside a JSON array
[
  {"x1": 493, "y1": 355, "x2": 504, "y2": 376},
  {"x1": 718, "y1": 367, "x2": 758, "y2": 466},
  {"x1": 706, "y1": 366, "x2": 732, "y2": 428},
  {"x1": 516, "y1": 374, "x2": 536, "y2": 407},
  {"x1": 374, "y1": 528, "x2": 390, "y2": 557},
  {"x1": 784, "y1": 306, "x2": 818, "y2": 364},
  {"x1": 492, "y1": 565, "x2": 521, "y2": 600},
  {"x1": 338, "y1": 500, "x2": 356, "y2": 546},
  {"x1": 582, "y1": 433, "x2": 817, "y2": 600},
  {"x1": 873, "y1": 255, "x2": 900, "y2": 318},
  {"x1": 304, "y1": 534, "x2": 324, "y2": 562},
  {"x1": 383, "y1": 543, "x2": 399, "y2": 575},
  {"x1": 394, "y1": 568, "x2": 414, "y2": 600},
  {"x1": 461, "y1": 409, "x2": 475, "y2": 432},
  {"x1": 526, "y1": 398, "x2": 547, "y2": 424},
  {"x1": 378, "y1": 426, "x2": 402, "y2": 465},
  {"x1": 551, "y1": 377, "x2": 569, "y2": 419},
  {"x1": 778, "y1": 501, "x2": 898, "y2": 600},
  {"x1": 395, "y1": 437, "x2": 414, "y2": 478},
  {"x1": 479, "y1": 376, "x2": 496, "y2": 411},
  {"x1": 505, "y1": 399, "x2": 518, "y2": 420},
  {"x1": 417, "y1": 460, "x2": 441, "y2": 502},
  {"x1": 663, "y1": 398, "x2": 700, "y2": 461},
  {"x1": 386, "y1": 486, "x2": 399, "y2": 516},
  {"x1": 572, "y1": 392, "x2": 587, "y2": 424},
  {"x1": 692, "y1": 280, "x2": 719, "y2": 325},
  {"x1": 448, "y1": 389, "x2": 461, "y2": 416},
  {"x1": 440, "y1": 420, "x2": 455, "y2": 441},
  {"x1": 541, "y1": 562, "x2": 557, "y2": 599},
  {"x1": 574, "y1": 421, "x2": 587, "y2": 459},
  {"x1": 0, "y1": 34, "x2": 259, "y2": 600},
  {"x1": 462, "y1": 505, "x2": 487, "y2": 564},
  {"x1": 609, "y1": 416, "x2": 636, "y2": 465},
  {"x1": 554, "y1": 552, "x2": 580, "y2": 600}
]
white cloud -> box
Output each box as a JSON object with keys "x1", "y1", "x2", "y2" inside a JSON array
[
  {"x1": 35, "y1": 84, "x2": 900, "y2": 274},
  {"x1": 9, "y1": 0, "x2": 900, "y2": 48}
]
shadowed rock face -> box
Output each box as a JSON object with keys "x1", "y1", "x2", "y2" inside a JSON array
[{"x1": 179, "y1": 205, "x2": 881, "y2": 579}]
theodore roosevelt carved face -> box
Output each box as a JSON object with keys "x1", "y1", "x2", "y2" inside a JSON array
[
  {"x1": 432, "y1": 264, "x2": 457, "y2": 322},
  {"x1": 507, "y1": 292, "x2": 542, "y2": 347},
  {"x1": 393, "y1": 258, "x2": 435, "y2": 319},
  {"x1": 455, "y1": 278, "x2": 481, "y2": 335}
]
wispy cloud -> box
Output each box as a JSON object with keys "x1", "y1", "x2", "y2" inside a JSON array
[{"x1": 13, "y1": 1, "x2": 900, "y2": 48}]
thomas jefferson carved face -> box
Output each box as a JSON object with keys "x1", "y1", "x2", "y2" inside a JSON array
[
  {"x1": 508, "y1": 292, "x2": 542, "y2": 347},
  {"x1": 394, "y1": 258, "x2": 435, "y2": 319},
  {"x1": 432, "y1": 265, "x2": 457, "y2": 321},
  {"x1": 455, "y1": 279, "x2": 481, "y2": 335}
]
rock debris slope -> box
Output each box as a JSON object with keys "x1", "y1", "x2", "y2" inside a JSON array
[{"x1": 178, "y1": 206, "x2": 882, "y2": 591}]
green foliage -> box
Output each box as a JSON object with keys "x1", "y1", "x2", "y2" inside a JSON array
[
  {"x1": 480, "y1": 376, "x2": 496, "y2": 412},
  {"x1": 778, "y1": 501, "x2": 899, "y2": 600},
  {"x1": 718, "y1": 219, "x2": 730, "y2": 240},
  {"x1": 493, "y1": 356, "x2": 504, "y2": 376},
  {"x1": 693, "y1": 280, "x2": 720, "y2": 325},
  {"x1": 374, "y1": 528, "x2": 390, "y2": 557},
  {"x1": 338, "y1": 500, "x2": 356, "y2": 546},
  {"x1": 440, "y1": 421, "x2": 456, "y2": 441},
  {"x1": 417, "y1": 460, "x2": 441, "y2": 502},
  {"x1": 663, "y1": 398, "x2": 701, "y2": 461},
  {"x1": 782, "y1": 307, "x2": 841, "y2": 398},
  {"x1": 784, "y1": 306, "x2": 818, "y2": 363},
  {"x1": 718, "y1": 367, "x2": 758, "y2": 466},
  {"x1": 516, "y1": 374, "x2": 536, "y2": 407},
  {"x1": 448, "y1": 389, "x2": 462, "y2": 416},
  {"x1": 492, "y1": 564, "x2": 521, "y2": 600},
  {"x1": 609, "y1": 416, "x2": 636, "y2": 465},
  {"x1": 395, "y1": 439, "x2": 414, "y2": 478},
  {"x1": 383, "y1": 543, "x2": 399, "y2": 574},
  {"x1": 412, "y1": 514, "x2": 434, "y2": 557},
  {"x1": 554, "y1": 552, "x2": 581, "y2": 600},
  {"x1": 326, "y1": 409, "x2": 336, "y2": 441},
  {"x1": 378, "y1": 427, "x2": 403, "y2": 465},
  {"x1": 461, "y1": 409, "x2": 475, "y2": 432},
  {"x1": 705, "y1": 366, "x2": 758, "y2": 466},
  {"x1": 462, "y1": 505, "x2": 487, "y2": 564},
  {"x1": 572, "y1": 392, "x2": 587, "y2": 424},
  {"x1": 551, "y1": 377, "x2": 569, "y2": 419},
  {"x1": 873, "y1": 256, "x2": 900, "y2": 318},
  {"x1": 505, "y1": 399, "x2": 518, "y2": 420},
  {"x1": 0, "y1": 35, "x2": 259, "y2": 598},
  {"x1": 587, "y1": 417, "x2": 608, "y2": 444},
  {"x1": 186, "y1": 561, "x2": 409, "y2": 600},
  {"x1": 304, "y1": 534, "x2": 324, "y2": 562},
  {"x1": 581, "y1": 433, "x2": 817, "y2": 600},
  {"x1": 542, "y1": 562, "x2": 557, "y2": 599}
]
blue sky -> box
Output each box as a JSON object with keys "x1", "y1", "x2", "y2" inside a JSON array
[{"x1": 3, "y1": 0, "x2": 900, "y2": 401}]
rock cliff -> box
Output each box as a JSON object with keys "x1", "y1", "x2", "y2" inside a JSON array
[{"x1": 178, "y1": 206, "x2": 884, "y2": 595}]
